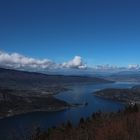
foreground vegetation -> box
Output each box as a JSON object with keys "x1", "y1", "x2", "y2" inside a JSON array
[{"x1": 25, "y1": 104, "x2": 140, "y2": 140}]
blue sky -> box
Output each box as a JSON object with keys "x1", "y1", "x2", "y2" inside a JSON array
[{"x1": 0, "y1": 0, "x2": 140, "y2": 71}]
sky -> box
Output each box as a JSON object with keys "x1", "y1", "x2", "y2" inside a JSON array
[{"x1": 0, "y1": 0, "x2": 140, "y2": 73}]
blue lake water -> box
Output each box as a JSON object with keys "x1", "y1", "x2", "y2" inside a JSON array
[{"x1": 0, "y1": 82, "x2": 139, "y2": 139}]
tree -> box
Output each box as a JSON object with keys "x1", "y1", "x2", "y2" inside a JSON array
[
  {"x1": 80, "y1": 117, "x2": 85, "y2": 124},
  {"x1": 66, "y1": 120, "x2": 72, "y2": 129},
  {"x1": 133, "y1": 103, "x2": 139, "y2": 112}
]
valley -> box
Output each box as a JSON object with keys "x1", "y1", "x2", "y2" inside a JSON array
[{"x1": 0, "y1": 68, "x2": 112, "y2": 118}]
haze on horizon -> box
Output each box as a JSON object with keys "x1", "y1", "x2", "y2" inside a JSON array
[{"x1": 0, "y1": 0, "x2": 140, "y2": 73}]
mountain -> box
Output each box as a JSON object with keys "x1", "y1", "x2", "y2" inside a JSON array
[
  {"x1": 0, "y1": 88, "x2": 69, "y2": 118},
  {"x1": 0, "y1": 67, "x2": 112, "y2": 91},
  {"x1": 107, "y1": 71, "x2": 140, "y2": 82}
]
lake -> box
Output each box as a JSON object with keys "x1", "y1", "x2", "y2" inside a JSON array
[{"x1": 0, "y1": 82, "x2": 138, "y2": 140}]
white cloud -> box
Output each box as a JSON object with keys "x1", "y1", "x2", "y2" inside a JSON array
[
  {"x1": 62, "y1": 56, "x2": 87, "y2": 69},
  {"x1": 0, "y1": 51, "x2": 140, "y2": 73},
  {"x1": 0, "y1": 51, "x2": 86, "y2": 70},
  {"x1": 0, "y1": 51, "x2": 56, "y2": 70},
  {"x1": 128, "y1": 64, "x2": 140, "y2": 70}
]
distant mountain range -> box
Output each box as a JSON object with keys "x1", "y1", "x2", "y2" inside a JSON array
[{"x1": 108, "y1": 71, "x2": 140, "y2": 82}]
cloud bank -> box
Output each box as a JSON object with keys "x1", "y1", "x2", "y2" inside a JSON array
[
  {"x1": 0, "y1": 51, "x2": 139, "y2": 73},
  {"x1": 0, "y1": 51, "x2": 87, "y2": 70},
  {"x1": 0, "y1": 51, "x2": 55, "y2": 69}
]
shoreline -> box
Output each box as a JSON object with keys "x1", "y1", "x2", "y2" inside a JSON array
[
  {"x1": 0, "y1": 106, "x2": 70, "y2": 120},
  {"x1": 94, "y1": 94, "x2": 128, "y2": 105},
  {"x1": 0, "y1": 102, "x2": 89, "y2": 120},
  {"x1": 0, "y1": 81, "x2": 118, "y2": 120},
  {"x1": 94, "y1": 87, "x2": 140, "y2": 106}
]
